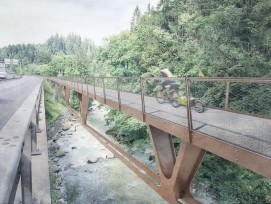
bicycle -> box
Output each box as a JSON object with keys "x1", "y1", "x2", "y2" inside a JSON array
[{"x1": 155, "y1": 84, "x2": 205, "y2": 113}]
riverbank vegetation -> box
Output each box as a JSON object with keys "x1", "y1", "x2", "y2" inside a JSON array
[
  {"x1": 44, "y1": 80, "x2": 66, "y2": 122},
  {"x1": 1, "y1": 0, "x2": 271, "y2": 203}
]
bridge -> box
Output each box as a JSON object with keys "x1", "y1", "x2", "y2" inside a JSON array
[{"x1": 0, "y1": 76, "x2": 270, "y2": 204}]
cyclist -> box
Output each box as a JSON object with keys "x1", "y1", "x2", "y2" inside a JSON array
[{"x1": 159, "y1": 67, "x2": 179, "y2": 93}]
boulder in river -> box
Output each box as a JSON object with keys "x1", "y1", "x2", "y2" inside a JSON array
[{"x1": 56, "y1": 149, "x2": 66, "y2": 157}]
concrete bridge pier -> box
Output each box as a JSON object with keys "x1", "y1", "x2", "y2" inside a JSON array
[
  {"x1": 55, "y1": 84, "x2": 63, "y2": 100},
  {"x1": 148, "y1": 125, "x2": 206, "y2": 204},
  {"x1": 77, "y1": 93, "x2": 89, "y2": 125},
  {"x1": 64, "y1": 86, "x2": 71, "y2": 105},
  {"x1": 51, "y1": 82, "x2": 63, "y2": 100}
]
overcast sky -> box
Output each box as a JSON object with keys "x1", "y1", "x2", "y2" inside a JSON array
[{"x1": 0, "y1": 0, "x2": 159, "y2": 47}]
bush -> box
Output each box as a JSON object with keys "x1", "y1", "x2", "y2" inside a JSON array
[{"x1": 105, "y1": 109, "x2": 148, "y2": 144}]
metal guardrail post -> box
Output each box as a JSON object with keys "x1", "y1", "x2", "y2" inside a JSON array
[
  {"x1": 21, "y1": 127, "x2": 32, "y2": 204},
  {"x1": 31, "y1": 108, "x2": 42, "y2": 156},
  {"x1": 31, "y1": 112, "x2": 37, "y2": 153},
  {"x1": 8, "y1": 166, "x2": 20, "y2": 203},
  {"x1": 140, "y1": 77, "x2": 146, "y2": 121},
  {"x1": 185, "y1": 78, "x2": 193, "y2": 143}
]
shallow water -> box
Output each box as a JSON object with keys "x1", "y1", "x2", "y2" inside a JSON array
[{"x1": 55, "y1": 106, "x2": 167, "y2": 203}]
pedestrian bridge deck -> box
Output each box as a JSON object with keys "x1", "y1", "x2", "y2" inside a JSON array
[{"x1": 51, "y1": 77, "x2": 271, "y2": 179}]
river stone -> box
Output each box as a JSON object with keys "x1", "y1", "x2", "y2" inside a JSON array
[
  {"x1": 87, "y1": 157, "x2": 99, "y2": 164},
  {"x1": 56, "y1": 191, "x2": 62, "y2": 199},
  {"x1": 71, "y1": 126, "x2": 77, "y2": 132},
  {"x1": 106, "y1": 153, "x2": 115, "y2": 159},
  {"x1": 62, "y1": 122, "x2": 72, "y2": 131},
  {"x1": 48, "y1": 139, "x2": 53, "y2": 146},
  {"x1": 56, "y1": 150, "x2": 66, "y2": 157},
  {"x1": 50, "y1": 142, "x2": 60, "y2": 152},
  {"x1": 57, "y1": 198, "x2": 67, "y2": 204},
  {"x1": 50, "y1": 164, "x2": 60, "y2": 173},
  {"x1": 53, "y1": 133, "x2": 61, "y2": 140},
  {"x1": 148, "y1": 155, "x2": 155, "y2": 161}
]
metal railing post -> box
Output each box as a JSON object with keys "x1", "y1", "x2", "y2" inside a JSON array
[
  {"x1": 140, "y1": 77, "x2": 146, "y2": 121},
  {"x1": 85, "y1": 76, "x2": 89, "y2": 98},
  {"x1": 93, "y1": 77, "x2": 96, "y2": 100},
  {"x1": 225, "y1": 81, "x2": 230, "y2": 111},
  {"x1": 185, "y1": 78, "x2": 193, "y2": 143},
  {"x1": 81, "y1": 77, "x2": 83, "y2": 93},
  {"x1": 102, "y1": 77, "x2": 106, "y2": 103},
  {"x1": 77, "y1": 77, "x2": 80, "y2": 92},
  {"x1": 117, "y1": 77, "x2": 121, "y2": 111}
]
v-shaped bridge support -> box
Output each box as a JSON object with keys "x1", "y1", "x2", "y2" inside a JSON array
[{"x1": 148, "y1": 125, "x2": 206, "y2": 203}]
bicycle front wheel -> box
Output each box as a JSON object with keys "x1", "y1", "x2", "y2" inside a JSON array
[
  {"x1": 170, "y1": 91, "x2": 181, "y2": 108},
  {"x1": 156, "y1": 89, "x2": 166, "y2": 104}
]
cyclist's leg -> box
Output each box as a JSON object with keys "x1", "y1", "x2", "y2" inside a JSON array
[{"x1": 162, "y1": 79, "x2": 174, "y2": 90}]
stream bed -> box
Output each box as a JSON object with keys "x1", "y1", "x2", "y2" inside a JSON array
[{"x1": 48, "y1": 103, "x2": 218, "y2": 203}]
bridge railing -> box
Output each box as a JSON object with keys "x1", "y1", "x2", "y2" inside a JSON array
[
  {"x1": 60, "y1": 76, "x2": 271, "y2": 116},
  {"x1": 54, "y1": 76, "x2": 271, "y2": 139},
  {"x1": 187, "y1": 78, "x2": 271, "y2": 156},
  {"x1": 189, "y1": 78, "x2": 271, "y2": 117},
  {"x1": 0, "y1": 82, "x2": 43, "y2": 204},
  {"x1": 58, "y1": 76, "x2": 270, "y2": 115}
]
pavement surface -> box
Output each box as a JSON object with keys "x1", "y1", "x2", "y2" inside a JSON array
[{"x1": 0, "y1": 76, "x2": 42, "y2": 130}]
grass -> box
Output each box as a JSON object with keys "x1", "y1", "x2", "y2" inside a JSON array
[
  {"x1": 63, "y1": 181, "x2": 80, "y2": 203},
  {"x1": 50, "y1": 175, "x2": 59, "y2": 203},
  {"x1": 44, "y1": 80, "x2": 66, "y2": 122}
]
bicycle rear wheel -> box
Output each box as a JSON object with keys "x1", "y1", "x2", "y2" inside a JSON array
[{"x1": 156, "y1": 89, "x2": 166, "y2": 104}]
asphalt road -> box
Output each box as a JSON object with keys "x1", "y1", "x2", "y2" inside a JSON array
[{"x1": 0, "y1": 76, "x2": 42, "y2": 130}]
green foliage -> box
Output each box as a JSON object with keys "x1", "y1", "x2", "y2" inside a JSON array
[
  {"x1": 63, "y1": 181, "x2": 80, "y2": 203},
  {"x1": 70, "y1": 91, "x2": 79, "y2": 111},
  {"x1": 50, "y1": 175, "x2": 59, "y2": 204},
  {"x1": 1, "y1": 1, "x2": 271, "y2": 203},
  {"x1": 105, "y1": 109, "x2": 148, "y2": 144},
  {"x1": 44, "y1": 80, "x2": 66, "y2": 122},
  {"x1": 196, "y1": 153, "x2": 271, "y2": 203}
]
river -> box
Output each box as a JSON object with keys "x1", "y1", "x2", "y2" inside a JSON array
[
  {"x1": 86, "y1": 102, "x2": 218, "y2": 204},
  {"x1": 52, "y1": 101, "x2": 217, "y2": 203}
]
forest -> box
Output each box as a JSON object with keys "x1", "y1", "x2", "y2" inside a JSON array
[{"x1": 0, "y1": 0, "x2": 271, "y2": 203}]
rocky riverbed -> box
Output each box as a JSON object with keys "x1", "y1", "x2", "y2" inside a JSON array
[
  {"x1": 47, "y1": 111, "x2": 167, "y2": 204},
  {"x1": 47, "y1": 103, "x2": 218, "y2": 204}
]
